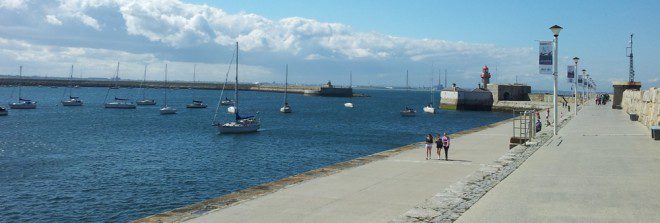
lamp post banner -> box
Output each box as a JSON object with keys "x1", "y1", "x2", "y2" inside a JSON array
[
  {"x1": 567, "y1": 65, "x2": 575, "y2": 78},
  {"x1": 539, "y1": 41, "x2": 553, "y2": 74}
]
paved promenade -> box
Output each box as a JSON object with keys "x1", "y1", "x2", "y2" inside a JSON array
[
  {"x1": 456, "y1": 105, "x2": 660, "y2": 222},
  {"x1": 184, "y1": 118, "x2": 517, "y2": 223}
]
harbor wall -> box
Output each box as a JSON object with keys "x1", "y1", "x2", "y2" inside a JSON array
[
  {"x1": 319, "y1": 87, "x2": 353, "y2": 97},
  {"x1": 440, "y1": 90, "x2": 493, "y2": 111},
  {"x1": 621, "y1": 87, "x2": 660, "y2": 128},
  {"x1": 488, "y1": 84, "x2": 531, "y2": 102}
]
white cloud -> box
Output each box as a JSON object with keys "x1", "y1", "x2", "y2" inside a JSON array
[
  {"x1": 0, "y1": 0, "x2": 28, "y2": 9},
  {"x1": 45, "y1": 15, "x2": 62, "y2": 25}
]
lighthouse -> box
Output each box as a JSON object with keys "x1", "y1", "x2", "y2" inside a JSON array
[{"x1": 481, "y1": 65, "x2": 491, "y2": 90}]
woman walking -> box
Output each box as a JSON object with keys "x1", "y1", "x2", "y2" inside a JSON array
[
  {"x1": 425, "y1": 134, "x2": 433, "y2": 160},
  {"x1": 441, "y1": 133, "x2": 451, "y2": 161},
  {"x1": 435, "y1": 134, "x2": 443, "y2": 160}
]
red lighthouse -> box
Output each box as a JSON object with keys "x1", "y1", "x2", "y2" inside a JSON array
[{"x1": 481, "y1": 65, "x2": 491, "y2": 89}]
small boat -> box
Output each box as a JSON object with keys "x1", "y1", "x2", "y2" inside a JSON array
[
  {"x1": 344, "y1": 102, "x2": 354, "y2": 108},
  {"x1": 104, "y1": 98, "x2": 136, "y2": 109},
  {"x1": 136, "y1": 64, "x2": 156, "y2": 106},
  {"x1": 61, "y1": 65, "x2": 83, "y2": 106},
  {"x1": 280, "y1": 64, "x2": 292, "y2": 113},
  {"x1": 344, "y1": 71, "x2": 354, "y2": 108},
  {"x1": 221, "y1": 98, "x2": 234, "y2": 106},
  {"x1": 9, "y1": 66, "x2": 37, "y2": 109},
  {"x1": 214, "y1": 42, "x2": 260, "y2": 134},
  {"x1": 104, "y1": 62, "x2": 136, "y2": 109},
  {"x1": 0, "y1": 106, "x2": 7, "y2": 116},
  {"x1": 401, "y1": 107, "x2": 416, "y2": 117},
  {"x1": 423, "y1": 73, "x2": 437, "y2": 114},
  {"x1": 187, "y1": 100, "x2": 208, "y2": 108},
  {"x1": 160, "y1": 64, "x2": 177, "y2": 115},
  {"x1": 423, "y1": 104, "x2": 436, "y2": 114},
  {"x1": 186, "y1": 65, "x2": 207, "y2": 109}
]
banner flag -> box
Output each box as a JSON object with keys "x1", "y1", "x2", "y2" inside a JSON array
[
  {"x1": 539, "y1": 41, "x2": 553, "y2": 74},
  {"x1": 567, "y1": 65, "x2": 575, "y2": 79}
]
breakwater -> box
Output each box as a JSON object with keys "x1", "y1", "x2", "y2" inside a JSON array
[{"x1": 621, "y1": 87, "x2": 660, "y2": 128}]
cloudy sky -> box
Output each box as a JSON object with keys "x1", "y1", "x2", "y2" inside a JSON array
[{"x1": 0, "y1": 0, "x2": 658, "y2": 90}]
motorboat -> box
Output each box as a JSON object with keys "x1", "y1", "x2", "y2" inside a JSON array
[
  {"x1": 400, "y1": 107, "x2": 416, "y2": 117},
  {"x1": 136, "y1": 99, "x2": 156, "y2": 105},
  {"x1": 104, "y1": 98, "x2": 136, "y2": 109},
  {"x1": 0, "y1": 106, "x2": 7, "y2": 116},
  {"x1": 187, "y1": 100, "x2": 208, "y2": 108}
]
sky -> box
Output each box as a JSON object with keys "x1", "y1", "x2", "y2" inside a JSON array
[{"x1": 0, "y1": 0, "x2": 658, "y2": 91}]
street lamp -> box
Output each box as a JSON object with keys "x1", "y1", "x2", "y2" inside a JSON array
[
  {"x1": 573, "y1": 57, "x2": 579, "y2": 115},
  {"x1": 581, "y1": 69, "x2": 587, "y2": 103},
  {"x1": 585, "y1": 72, "x2": 591, "y2": 102},
  {"x1": 550, "y1": 25, "x2": 562, "y2": 136}
]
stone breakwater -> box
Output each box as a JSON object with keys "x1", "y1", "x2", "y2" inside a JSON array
[
  {"x1": 390, "y1": 113, "x2": 574, "y2": 223},
  {"x1": 621, "y1": 87, "x2": 660, "y2": 128}
]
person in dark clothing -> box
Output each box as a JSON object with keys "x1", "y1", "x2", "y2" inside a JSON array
[{"x1": 435, "y1": 134, "x2": 443, "y2": 160}]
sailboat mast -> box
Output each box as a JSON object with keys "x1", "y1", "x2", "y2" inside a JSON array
[
  {"x1": 115, "y1": 62, "x2": 120, "y2": 88},
  {"x1": 140, "y1": 64, "x2": 147, "y2": 99},
  {"x1": 284, "y1": 64, "x2": 288, "y2": 104},
  {"x1": 69, "y1": 65, "x2": 74, "y2": 97},
  {"x1": 235, "y1": 42, "x2": 239, "y2": 117},
  {"x1": 164, "y1": 64, "x2": 168, "y2": 106},
  {"x1": 406, "y1": 70, "x2": 409, "y2": 90},
  {"x1": 18, "y1": 66, "x2": 22, "y2": 99},
  {"x1": 438, "y1": 69, "x2": 441, "y2": 90},
  {"x1": 192, "y1": 64, "x2": 196, "y2": 99},
  {"x1": 444, "y1": 69, "x2": 447, "y2": 89}
]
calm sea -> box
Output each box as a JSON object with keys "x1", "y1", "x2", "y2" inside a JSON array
[{"x1": 0, "y1": 86, "x2": 510, "y2": 222}]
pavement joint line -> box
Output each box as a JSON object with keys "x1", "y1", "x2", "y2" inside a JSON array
[{"x1": 388, "y1": 159, "x2": 477, "y2": 166}]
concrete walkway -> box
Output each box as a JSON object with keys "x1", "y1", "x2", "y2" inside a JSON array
[
  {"x1": 185, "y1": 119, "x2": 517, "y2": 223},
  {"x1": 456, "y1": 105, "x2": 660, "y2": 222}
]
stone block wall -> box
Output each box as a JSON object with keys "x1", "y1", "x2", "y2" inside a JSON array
[{"x1": 621, "y1": 88, "x2": 660, "y2": 128}]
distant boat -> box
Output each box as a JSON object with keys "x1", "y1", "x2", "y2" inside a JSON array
[
  {"x1": 159, "y1": 64, "x2": 177, "y2": 115},
  {"x1": 9, "y1": 66, "x2": 37, "y2": 109},
  {"x1": 401, "y1": 70, "x2": 416, "y2": 117},
  {"x1": 423, "y1": 72, "x2": 437, "y2": 114},
  {"x1": 0, "y1": 106, "x2": 7, "y2": 116},
  {"x1": 280, "y1": 64, "x2": 292, "y2": 113},
  {"x1": 104, "y1": 62, "x2": 136, "y2": 109},
  {"x1": 136, "y1": 64, "x2": 156, "y2": 106},
  {"x1": 61, "y1": 65, "x2": 83, "y2": 106},
  {"x1": 214, "y1": 42, "x2": 260, "y2": 134},
  {"x1": 186, "y1": 64, "x2": 207, "y2": 109}
]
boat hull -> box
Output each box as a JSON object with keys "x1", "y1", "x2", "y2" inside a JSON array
[
  {"x1": 62, "y1": 100, "x2": 83, "y2": 106},
  {"x1": 280, "y1": 106, "x2": 292, "y2": 113},
  {"x1": 160, "y1": 107, "x2": 177, "y2": 115},
  {"x1": 344, "y1": 102, "x2": 354, "y2": 108},
  {"x1": 0, "y1": 107, "x2": 7, "y2": 116},
  {"x1": 423, "y1": 106, "x2": 436, "y2": 114},
  {"x1": 104, "y1": 103, "x2": 136, "y2": 109},
  {"x1": 218, "y1": 124, "x2": 260, "y2": 134},
  {"x1": 9, "y1": 102, "x2": 37, "y2": 109},
  {"x1": 400, "y1": 111, "x2": 416, "y2": 117},
  {"x1": 136, "y1": 100, "x2": 156, "y2": 105},
  {"x1": 220, "y1": 100, "x2": 234, "y2": 106},
  {"x1": 186, "y1": 103, "x2": 207, "y2": 108}
]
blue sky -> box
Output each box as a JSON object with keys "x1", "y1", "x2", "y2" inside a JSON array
[{"x1": 0, "y1": 0, "x2": 658, "y2": 90}]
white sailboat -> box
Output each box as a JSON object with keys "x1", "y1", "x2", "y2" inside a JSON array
[
  {"x1": 186, "y1": 64, "x2": 208, "y2": 108},
  {"x1": 423, "y1": 72, "x2": 437, "y2": 114},
  {"x1": 160, "y1": 64, "x2": 177, "y2": 115},
  {"x1": 280, "y1": 64, "x2": 292, "y2": 113},
  {"x1": 136, "y1": 64, "x2": 156, "y2": 105},
  {"x1": 215, "y1": 42, "x2": 260, "y2": 134},
  {"x1": 400, "y1": 70, "x2": 416, "y2": 117},
  {"x1": 344, "y1": 71, "x2": 354, "y2": 108},
  {"x1": 9, "y1": 66, "x2": 37, "y2": 109},
  {"x1": 104, "y1": 62, "x2": 136, "y2": 109},
  {"x1": 61, "y1": 65, "x2": 83, "y2": 106}
]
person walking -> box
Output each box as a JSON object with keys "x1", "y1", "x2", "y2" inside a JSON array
[
  {"x1": 441, "y1": 133, "x2": 450, "y2": 161},
  {"x1": 435, "y1": 134, "x2": 443, "y2": 160},
  {"x1": 425, "y1": 134, "x2": 433, "y2": 160}
]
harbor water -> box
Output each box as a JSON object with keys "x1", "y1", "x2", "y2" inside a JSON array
[{"x1": 0, "y1": 86, "x2": 511, "y2": 222}]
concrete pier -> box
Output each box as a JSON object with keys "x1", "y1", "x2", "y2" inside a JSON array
[{"x1": 455, "y1": 105, "x2": 660, "y2": 222}]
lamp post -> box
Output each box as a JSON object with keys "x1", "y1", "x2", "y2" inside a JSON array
[
  {"x1": 573, "y1": 57, "x2": 579, "y2": 115},
  {"x1": 585, "y1": 72, "x2": 591, "y2": 102},
  {"x1": 581, "y1": 69, "x2": 587, "y2": 104},
  {"x1": 550, "y1": 25, "x2": 562, "y2": 136}
]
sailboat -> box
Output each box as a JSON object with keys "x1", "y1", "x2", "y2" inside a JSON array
[
  {"x1": 423, "y1": 74, "x2": 437, "y2": 114},
  {"x1": 280, "y1": 64, "x2": 292, "y2": 113},
  {"x1": 136, "y1": 64, "x2": 156, "y2": 105},
  {"x1": 61, "y1": 65, "x2": 83, "y2": 106},
  {"x1": 0, "y1": 106, "x2": 7, "y2": 116},
  {"x1": 344, "y1": 71, "x2": 354, "y2": 108},
  {"x1": 9, "y1": 66, "x2": 37, "y2": 109},
  {"x1": 215, "y1": 42, "x2": 261, "y2": 134},
  {"x1": 400, "y1": 70, "x2": 416, "y2": 117},
  {"x1": 186, "y1": 64, "x2": 208, "y2": 108},
  {"x1": 160, "y1": 64, "x2": 177, "y2": 115},
  {"x1": 104, "y1": 62, "x2": 136, "y2": 109}
]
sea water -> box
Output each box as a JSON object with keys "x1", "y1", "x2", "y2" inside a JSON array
[{"x1": 0, "y1": 86, "x2": 510, "y2": 222}]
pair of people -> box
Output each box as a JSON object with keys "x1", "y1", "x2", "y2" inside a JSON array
[{"x1": 425, "y1": 133, "x2": 450, "y2": 160}]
